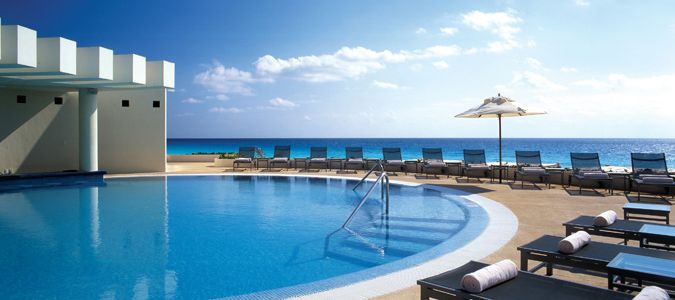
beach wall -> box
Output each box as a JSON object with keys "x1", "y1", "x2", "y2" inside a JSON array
[
  {"x1": 0, "y1": 88, "x2": 79, "y2": 173},
  {"x1": 167, "y1": 154, "x2": 218, "y2": 162},
  {"x1": 98, "y1": 88, "x2": 167, "y2": 173}
]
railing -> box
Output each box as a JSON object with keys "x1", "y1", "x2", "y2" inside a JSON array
[
  {"x1": 342, "y1": 169, "x2": 390, "y2": 228},
  {"x1": 352, "y1": 162, "x2": 385, "y2": 190}
]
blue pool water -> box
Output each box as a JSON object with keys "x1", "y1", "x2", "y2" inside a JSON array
[
  {"x1": 0, "y1": 175, "x2": 487, "y2": 299},
  {"x1": 167, "y1": 138, "x2": 675, "y2": 168}
]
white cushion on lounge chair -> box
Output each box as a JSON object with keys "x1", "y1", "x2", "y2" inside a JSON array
[
  {"x1": 558, "y1": 231, "x2": 591, "y2": 254},
  {"x1": 633, "y1": 286, "x2": 669, "y2": 300},
  {"x1": 272, "y1": 157, "x2": 289, "y2": 162},
  {"x1": 467, "y1": 164, "x2": 490, "y2": 170},
  {"x1": 640, "y1": 175, "x2": 674, "y2": 184},
  {"x1": 234, "y1": 157, "x2": 252, "y2": 163},
  {"x1": 580, "y1": 171, "x2": 610, "y2": 179},
  {"x1": 345, "y1": 158, "x2": 363, "y2": 164},
  {"x1": 638, "y1": 174, "x2": 668, "y2": 179},
  {"x1": 426, "y1": 160, "x2": 446, "y2": 168},
  {"x1": 460, "y1": 259, "x2": 518, "y2": 293},
  {"x1": 521, "y1": 167, "x2": 547, "y2": 175},
  {"x1": 310, "y1": 157, "x2": 326, "y2": 162},
  {"x1": 386, "y1": 160, "x2": 405, "y2": 166},
  {"x1": 594, "y1": 210, "x2": 617, "y2": 226}
]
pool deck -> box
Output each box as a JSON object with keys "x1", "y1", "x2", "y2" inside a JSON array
[{"x1": 110, "y1": 162, "x2": 675, "y2": 300}]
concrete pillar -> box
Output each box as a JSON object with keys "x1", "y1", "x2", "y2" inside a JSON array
[{"x1": 79, "y1": 88, "x2": 98, "y2": 171}]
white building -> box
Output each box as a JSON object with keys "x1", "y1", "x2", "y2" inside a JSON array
[{"x1": 0, "y1": 18, "x2": 175, "y2": 174}]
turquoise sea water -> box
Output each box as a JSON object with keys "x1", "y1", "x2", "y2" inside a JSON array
[
  {"x1": 168, "y1": 138, "x2": 675, "y2": 168},
  {"x1": 0, "y1": 175, "x2": 486, "y2": 299}
]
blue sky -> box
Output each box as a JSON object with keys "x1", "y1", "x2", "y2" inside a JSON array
[{"x1": 5, "y1": 0, "x2": 675, "y2": 138}]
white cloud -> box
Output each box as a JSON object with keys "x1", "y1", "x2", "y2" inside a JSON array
[
  {"x1": 181, "y1": 97, "x2": 204, "y2": 104},
  {"x1": 440, "y1": 27, "x2": 459, "y2": 36},
  {"x1": 500, "y1": 71, "x2": 566, "y2": 92},
  {"x1": 372, "y1": 80, "x2": 400, "y2": 89},
  {"x1": 461, "y1": 10, "x2": 523, "y2": 53},
  {"x1": 254, "y1": 45, "x2": 460, "y2": 82},
  {"x1": 511, "y1": 72, "x2": 675, "y2": 137},
  {"x1": 212, "y1": 94, "x2": 229, "y2": 101},
  {"x1": 574, "y1": 73, "x2": 675, "y2": 90},
  {"x1": 560, "y1": 67, "x2": 578, "y2": 73},
  {"x1": 304, "y1": 115, "x2": 312, "y2": 121},
  {"x1": 573, "y1": 78, "x2": 610, "y2": 89},
  {"x1": 463, "y1": 48, "x2": 479, "y2": 55},
  {"x1": 574, "y1": 0, "x2": 590, "y2": 6},
  {"x1": 410, "y1": 64, "x2": 424, "y2": 72},
  {"x1": 433, "y1": 60, "x2": 449, "y2": 70},
  {"x1": 175, "y1": 112, "x2": 195, "y2": 117},
  {"x1": 209, "y1": 107, "x2": 243, "y2": 113},
  {"x1": 415, "y1": 27, "x2": 427, "y2": 34},
  {"x1": 194, "y1": 61, "x2": 267, "y2": 97},
  {"x1": 525, "y1": 57, "x2": 545, "y2": 71},
  {"x1": 269, "y1": 97, "x2": 297, "y2": 108}
]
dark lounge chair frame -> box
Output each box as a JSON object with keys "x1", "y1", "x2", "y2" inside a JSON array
[
  {"x1": 563, "y1": 215, "x2": 675, "y2": 251},
  {"x1": 518, "y1": 235, "x2": 675, "y2": 276},
  {"x1": 307, "y1": 146, "x2": 329, "y2": 171},
  {"x1": 382, "y1": 147, "x2": 405, "y2": 175},
  {"x1": 514, "y1": 150, "x2": 550, "y2": 189},
  {"x1": 421, "y1": 148, "x2": 448, "y2": 178},
  {"x1": 630, "y1": 152, "x2": 675, "y2": 201},
  {"x1": 233, "y1": 146, "x2": 257, "y2": 171},
  {"x1": 417, "y1": 261, "x2": 632, "y2": 300},
  {"x1": 569, "y1": 152, "x2": 613, "y2": 195},
  {"x1": 343, "y1": 147, "x2": 365, "y2": 172},
  {"x1": 269, "y1": 145, "x2": 291, "y2": 170},
  {"x1": 462, "y1": 149, "x2": 491, "y2": 182}
]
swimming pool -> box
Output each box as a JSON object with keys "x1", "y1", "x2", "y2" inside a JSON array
[{"x1": 0, "y1": 174, "x2": 503, "y2": 299}]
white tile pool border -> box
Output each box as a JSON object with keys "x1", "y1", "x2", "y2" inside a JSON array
[{"x1": 107, "y1": 173, "x2": 518, "y2": 299}]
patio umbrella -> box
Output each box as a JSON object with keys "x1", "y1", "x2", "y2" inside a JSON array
[{"x1": 455, "y1": 94, "x2": 546, "y2": 183}]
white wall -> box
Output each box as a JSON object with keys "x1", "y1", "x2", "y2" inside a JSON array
[
  {"x1": 97, "y1": 88, "x2": 166, "y2": 173},
  {"x1": 0, "y1": 87, "x2": 167, "y2": 174},
  {"x1": 0, "y1": 88, "x2": 79, "y2": 173}
]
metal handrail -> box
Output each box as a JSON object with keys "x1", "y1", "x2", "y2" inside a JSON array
[
  {"x1": 353, "y1": 162, "x2": 385, "y2": 190},
  {"x1": 343, "y1": 171, "x2": 390, "y2": 228}
]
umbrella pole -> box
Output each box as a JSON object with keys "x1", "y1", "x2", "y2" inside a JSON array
[{"x1": 498, "y1": 114, "x2": 503, "y2": 183}]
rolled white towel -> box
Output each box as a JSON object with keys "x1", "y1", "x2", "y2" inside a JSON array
[
  {"x1": 558, "y1": 231, "x2": 591, "y2": 254},
  {"x1": 594, "y1": 210, "x2": 617, "y2": 227},
  {"x1": 633, "y1": 286, "x2": 669, "y2": 300},
  {"x1": 460, "y1": 260, "x2": 518, "y2": 293}
]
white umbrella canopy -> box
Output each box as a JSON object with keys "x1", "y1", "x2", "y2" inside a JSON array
[
  {"x1": 455, "y1": 94, "x2": 546, "y2": 118},
  {"x1": 455, "y1": 94, "x2": 546, "y2": 182}
]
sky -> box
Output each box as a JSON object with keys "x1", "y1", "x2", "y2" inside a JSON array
[{"x1": 3, "y1": 0, "x2": 675, "y2": 138}]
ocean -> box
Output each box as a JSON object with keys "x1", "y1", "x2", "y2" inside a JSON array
[{"x1": 167, "y1": 138, "x2": 675, "y2": 168}]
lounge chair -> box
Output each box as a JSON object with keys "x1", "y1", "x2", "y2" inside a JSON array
[
  {"x1": 233, "y1": 147, "x2": 256, "y2": 170},
  {"x1": 630, "y1": 153, "x2": 675, "y2": 201},
  {"x1": 344, "y1": 147, "x2": 365, "y2": 172},
  {"x1": 421, "y1": 148, "x2": 447, "y2": 178},
  {"x1": 382, "y1": 147, "x2": 405, "y2": 174},
  {"x1": 462, "y1": 149, "x2": 491, "y2": 182},
  {"x1": 269, "y1": 146, "x2": 291, "y2": 170},
  {"x1": 307, "y1": 147, "x2": 328, "y2": 171},
  {"x1": 563, "y1": 215, "x2": 675, "y2": 250},
  {"x1": 569, "y1": 152, "x2": 613, "y2": 195},
  {"x1": 514, "y1": 150, "x2": 550, "y2": 189},
  {"x1": 518, "y1": 234, "x2": 675, "y2": 276},
  {"x1": 417, "y1": 261, "x2": 632, "y2": 300}
]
